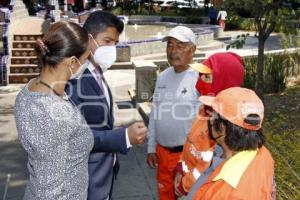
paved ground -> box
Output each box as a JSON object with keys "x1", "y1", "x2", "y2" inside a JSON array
[{"x1": 0, "y1": 85, "x2": 29, "y2": 200}]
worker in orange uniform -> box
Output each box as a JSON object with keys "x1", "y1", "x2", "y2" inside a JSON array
[
  {"x1": 191, "y1": 87, "x2": 275, "y2": 200},
  {"x1": 174, "y1": 52, "x2": 245, "y2": 196}
]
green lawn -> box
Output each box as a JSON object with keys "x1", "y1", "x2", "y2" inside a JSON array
[{"x1": 264, "y1": 85, "x2": 300, "y2": 200}]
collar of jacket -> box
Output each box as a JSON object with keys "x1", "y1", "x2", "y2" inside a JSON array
[{"x1": 213, "y1": 149, "x2": 257, "y2": 188}]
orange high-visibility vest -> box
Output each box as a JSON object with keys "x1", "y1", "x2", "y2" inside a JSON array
[
  {"x1": 180, "y1": 107, "x2": 216, "y2": 192},
  {"x1": 192, "y1": 146, "x2": 274, "y2": 200}
]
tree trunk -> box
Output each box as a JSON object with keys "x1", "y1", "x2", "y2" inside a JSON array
[{"x1": 256, "y1": 36, "x2": 265, "y2": 101}]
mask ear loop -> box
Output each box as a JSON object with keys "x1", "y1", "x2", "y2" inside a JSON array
[
  {"x1": 75, "y1": 57, "x2": 82, "y2": 66},
  {"x1": 88, "y1": 34, "x2": 99, "y2": 59},
  {"x1": 89, "y1": 34, "x2": 99, "y2": 48}
]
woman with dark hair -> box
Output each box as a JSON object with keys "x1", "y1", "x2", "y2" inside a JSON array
[
  {"x1": 14, "y1": 21, "x2": 93, "y2": 199},
  {"x1": 192, "y1": 87, "x2": 275, "y2": 200}
]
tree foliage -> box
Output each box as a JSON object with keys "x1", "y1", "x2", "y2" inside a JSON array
[{"x1": 224, "y1": 0, "x2": 298, "y2": 99}]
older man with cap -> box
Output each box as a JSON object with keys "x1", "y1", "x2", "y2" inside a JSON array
[{"x1": 146, "y1": 26, "x2": 201, "y2": 200}]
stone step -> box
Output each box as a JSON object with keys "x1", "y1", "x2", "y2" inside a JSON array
[
  {"x1": 11, "y1": 56, "x2": 38, "y2": 65},
  {"x1": 12, "y1": 49, "x2": 37, "y2": 57},
  {"x1": 111, "y1": 62, "x2": 133, "y2": 70},
  {"x1": 14, "y1": 35, "x2": 41, "y2": 41},
  {"x1": 9, "y1": 73, "x2": 39, "y2": 84},
  {"x1": 197, "y1": 40, "x2": 224, "y2": 51},
  {"x1": 9, "y1": 17, "x2": 45, "y2": 37},
  {"x1": 13, "y1": 41, "x2": 36, "y2": 49},
  {"x1": 215, "y1": 36, "x2": 232, "y2": 41},
  {"x1": 10, "y1": 64, "x2": 40, "y2": 74}
]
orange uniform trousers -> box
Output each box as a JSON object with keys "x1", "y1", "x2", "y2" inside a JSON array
[{"x1": 156, "y1": 144, "x2": 182, "y2": 200}]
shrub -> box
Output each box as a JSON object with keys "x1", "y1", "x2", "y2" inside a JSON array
[
  {"x1": 240, "y1": 18, "x2": 255, "y2": 31},
  {"x1": 243, "y1": 53, "x2": 297, "y2": 93},
  {"x1": 226, "y1": 15, "x2": 255, "y2": 31},
  {"x1": 185, "y1": 16, "x2": 203, "y2": 24},
  {"x1": 225, "y1": 15, "x2": 242, "y2": 30}
]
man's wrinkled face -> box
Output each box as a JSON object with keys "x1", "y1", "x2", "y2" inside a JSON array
[{"x1": 166, "y1": 37, "x2": 196, "y2": 68}]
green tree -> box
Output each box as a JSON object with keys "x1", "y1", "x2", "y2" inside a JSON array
[{"x1": 224, "y1": 0, "x2": 298, "y2": 99}]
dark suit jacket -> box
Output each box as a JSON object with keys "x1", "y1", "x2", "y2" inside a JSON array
[{"x1": 66, "y1": 67, "x2": 129, "y2": 200}]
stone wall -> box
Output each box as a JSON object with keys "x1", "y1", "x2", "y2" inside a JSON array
[
  {"x1": 128, "y1": 15, "x2": 209, "y2": 25},
  {"x1": 0, "y1": 6, "x2": 11, "y2": 85},
  {"x1": 128, "y1": 15, "x2": 162, "y2": 24},
  {"x1": 116, "y1": 25, "x2": 214, "y2": 62}
]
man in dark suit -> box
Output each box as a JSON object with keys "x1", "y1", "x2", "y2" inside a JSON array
[{"x1": 66, "y1": 11, "x2": 147, "y2": 200}]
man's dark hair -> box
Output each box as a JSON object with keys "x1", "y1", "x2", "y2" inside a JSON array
[
  {"x1": 83, "y1": 10, "x2": 124, "y2": 37},
  {"x1": 213, "y1": 114, "x2": 264, "y2": 151}
]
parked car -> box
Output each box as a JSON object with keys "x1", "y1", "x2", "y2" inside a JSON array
[
  {"x1": 160, "y1": 0, "x2": 193, "y2": 9},
  {"x1": 87, "y1": 0, "x2": 116, "y2": 8},
  {"x1": 159, "y1": 0, "x2": 210, "y2": 9}
]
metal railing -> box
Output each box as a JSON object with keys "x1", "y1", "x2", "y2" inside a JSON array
[{"x1": 2, "y1": 174, "x2": 11, "y2": 200}]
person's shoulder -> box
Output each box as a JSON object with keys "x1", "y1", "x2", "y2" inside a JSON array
[
  {"x1": 160, "y1": 67, "x2": 174, "y2": 75},
  {"x1": 260, "y1": 146, "x2": 274, "y2": 159},
  {"x1": 186, "y1": 68, "x2": 199, "y2": 78},
  {"x1": 157, "y1": 67, "x2": 174, "y2": 80},
  {"x1": 69, "y1": 68, "x2": 93, "y2": 90},
  {"x1": 38, "y1": 95, "x2": 74, "y2": 113}
]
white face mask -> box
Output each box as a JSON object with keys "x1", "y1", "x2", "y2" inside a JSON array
[{"x1": 91, "y1": 36, "x2": 117, "y2": 73}]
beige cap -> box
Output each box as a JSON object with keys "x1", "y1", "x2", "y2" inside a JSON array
[{"x1": 189, "y1": 63, "x2": 212, "y2": 74}]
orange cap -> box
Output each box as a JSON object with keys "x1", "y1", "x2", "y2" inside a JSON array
[
  {"x1": 189, "y1": 63, "x2": 212, "y2": 74},
  {"x1": 199, "y1": 87, "x2": 264, "y2": 130}
]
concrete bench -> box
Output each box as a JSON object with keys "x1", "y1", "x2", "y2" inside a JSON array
[{"x1": 133, "y1": 60, "x2": 158, "y2": 103}]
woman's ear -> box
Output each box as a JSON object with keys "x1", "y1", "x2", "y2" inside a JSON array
[
  {"x1": 65, "y1": 57, "x2": 76, "y2": 69},
  {"x1": 70, "y1": 57, "x2": 77, "y2": 67},
  {"x1": 219, "y1": 123, "x2": 226, "y2": 135}
]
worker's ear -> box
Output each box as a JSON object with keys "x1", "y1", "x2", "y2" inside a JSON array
[
  {"x1": 191, "y1": 44, "x2": 196, "y2": 53},
  {"x1": 218, "y1": 123, "x2": 226, "y2": 135}
]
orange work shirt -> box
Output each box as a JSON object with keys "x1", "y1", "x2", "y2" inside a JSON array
[
  {"x1": 192, "y1": 146, "x2": 274, "y2": 200},
  {"x1": 180, "y1": 107, "x2": 216, "y2": 192}
]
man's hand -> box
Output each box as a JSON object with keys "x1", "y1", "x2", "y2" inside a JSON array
[
  {"x1": 147, "y1": 153, "x2": 158, "y2": 168},
  {"x1": 174, "y1": 172, "x2": 184, "y2": 197},
  {"x1": 127, "y1": 122, "x2": 147, "y2": 145}
]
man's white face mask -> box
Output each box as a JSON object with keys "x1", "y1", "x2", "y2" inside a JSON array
[{"x1": 91, "y1": 35, "x2": 117, "y2": 73}]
